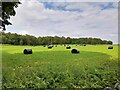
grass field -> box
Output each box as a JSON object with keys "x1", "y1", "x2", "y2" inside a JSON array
[{"x1": 1, "y1": 44, "x2": 119, "y2": 89}]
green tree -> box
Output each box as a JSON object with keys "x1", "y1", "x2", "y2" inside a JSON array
[
  {"x1": 1, "y1": 32, "x2": 113, "y2": 45},
  {"x1": 19, "y1": 39, "x2": 23, "y2": 45},
  {"x1": 53, "y1": 36, "x2": 61, "y2": 44},
  {"x1": 0, "y1": 1, "x2": 21, "y2": 30},
  {"x1": 107, "y1": 40, "x2": 113, "y2": 45},
  {"x1": 66, "y1": 37, "x2": 71, "y2": 44}
]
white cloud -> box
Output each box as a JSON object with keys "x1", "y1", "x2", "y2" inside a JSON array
[{"x1": 6, "y1": 1, "x2": 118, "y2": 44}]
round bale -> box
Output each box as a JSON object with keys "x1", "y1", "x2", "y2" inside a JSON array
[
  {"x1": 48, "y1": 45, "x2": 52, "y2": 49},
  {"x1": 108, "y1": 46, "x2": 113, "y2": 49},
  {"x1": 83, "y1": 44, "x2": 86, "y2": 46},
  {"x1": 23, "y1": 49, "x2": 32, "y2": 54},
  {"x1": 66, "y1": 46, "x2": 71, "y2": 49},
  {"x1": 71, "y1": 48, "x2": 79, "y2": 54}
]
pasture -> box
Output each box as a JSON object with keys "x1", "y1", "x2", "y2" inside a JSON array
[{"x1": 1, "y1": 44, "x2": 119, "y2": 89}]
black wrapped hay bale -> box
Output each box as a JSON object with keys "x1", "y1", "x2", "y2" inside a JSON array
[
  {"x1": 66, "y1": 46, "x2": 71, "y2": 49},
  {"x1": 48, "y1": 45, "x2": 52, "y2": 49},
  {"x1": 71, "y1": 48, "x2": 79, "y2": 54},
  {"x1": 83, "y1": 44, "x2": 86, "y2": 46},
  {"x1": 43, "y1": 45, "x2": 46, "y2": 47},
  {"x1": 108, "y1": 46, "x2": 113, "y2": 49},
  {"x1": 23, "y1": 49, "x2": 32, "y2": 54}
]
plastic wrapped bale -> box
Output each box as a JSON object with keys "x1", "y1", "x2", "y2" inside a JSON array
[
  {"x1": 23, "y1": 49, "x2": 32, "y2": 54},
  {"x1": 71, "y1": 48, "x2": 79, "y2": 54},
  {"x1": 66, "y1": 46, "x2": 71, "y2": 49},
  {"x1": 48, "y1": 45, "x2": 52, "y2": 49},
  {"x1": 83, "y1": 44, "x2": 86, "y2": 46},
  {"x1": 108, "y1": 46, "x2": 113, "y2": 49}
]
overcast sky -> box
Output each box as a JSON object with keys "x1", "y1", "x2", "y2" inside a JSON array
[{"x1": 6, "y1": 0, "x2": 118, "y2": 44}]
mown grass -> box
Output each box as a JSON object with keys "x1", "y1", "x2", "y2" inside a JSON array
[{"x1": 1, "y1": 45, "x2": 119, "y2": 89}]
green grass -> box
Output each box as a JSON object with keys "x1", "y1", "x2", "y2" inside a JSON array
[{"x1": 1, "y1": 45, "x2": 119, "y2": 89}]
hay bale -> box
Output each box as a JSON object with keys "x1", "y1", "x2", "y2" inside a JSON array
[
  {"x1": 48, "y1": 45, "x2": 52, "y2": 49},
  {"x1": 83, "y1": 44, "x2": 86, "y2": 46},
  {"x1": 71, "y1": 48, "x2": 79, "y2": 54},
  {"x1": 66, "y1": 46, "x2": 71, "y2": 49},
  {"x1": 108, "y1": 46, "x2": 113, "y2": 49},
  {"x1": 23, "y1": 49, "x2": 32, "y2": 54}
]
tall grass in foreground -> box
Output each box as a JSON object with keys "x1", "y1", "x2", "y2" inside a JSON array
[{"x1": 1, "y1": 45, "x2": 119, "y2": 89}]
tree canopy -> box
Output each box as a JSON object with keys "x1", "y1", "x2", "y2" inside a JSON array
[
  {"x1": 0, "y1": 1, "x2": 21, "y2": 31},
  {"x1": 1, "y1": 32, "x2": 113, "y2": 45}
]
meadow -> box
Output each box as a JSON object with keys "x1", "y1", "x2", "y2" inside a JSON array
[{"x1": 1, "y1": 44, "x2": 119, "y2": 89}]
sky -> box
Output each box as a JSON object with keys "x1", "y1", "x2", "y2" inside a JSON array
[{"x1": 5, "y1": 0, "x2": 118, "y2": 44}]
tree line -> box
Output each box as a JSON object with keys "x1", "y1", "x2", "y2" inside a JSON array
[{"x1": 1, "y1": 32, "x2": 113, "y2": 45}]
